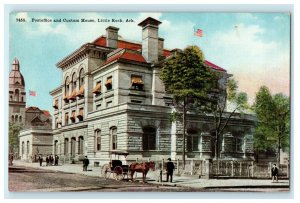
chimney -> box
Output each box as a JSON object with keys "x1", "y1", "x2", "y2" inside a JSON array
[
  {"x1": 158, "y1": 37, "x2": 164, "y2": 60},
  {"x1": 138, "y1": 17, "x2": 162, "y2": 63},
  {"x1": 106, "y1": 26, "x2": 119, "y2": 49}
]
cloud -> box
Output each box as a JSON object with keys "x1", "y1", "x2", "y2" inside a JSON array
[{"x1": 205, "y1": 23, "x2": 290, "y2": 101}]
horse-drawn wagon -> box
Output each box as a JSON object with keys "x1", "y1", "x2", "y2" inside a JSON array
[
  {"x1": 101, "y1": 151, "x2": 130, "y2": 181},
  {"x1": 101, "y1": 150, "x2": 156, "y2": 182}
]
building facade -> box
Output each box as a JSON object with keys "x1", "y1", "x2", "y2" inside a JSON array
[
  {"x1": 50, "y1": 17, "x2": 255, "y2": 165},
  {"x1": 9, "y1": 58, "x2": 26, "y2": 125},
  {"x1": 8, "y1": 58, "x2": 53, "y2": 161}
]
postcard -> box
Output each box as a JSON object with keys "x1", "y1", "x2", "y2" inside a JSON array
[{"x1": 8, "y1": 11, "x2": 290, "y2": 193}]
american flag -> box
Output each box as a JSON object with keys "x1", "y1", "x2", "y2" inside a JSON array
[
  {"x1": 194, "y1": 28, "x2": 203, "y2": 37},
  {"x1": 29, "y1": 90, "x2": 37, "y2": 96}
]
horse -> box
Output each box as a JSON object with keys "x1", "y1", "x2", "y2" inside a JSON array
[{"x1": 129, "y1": 161, "x2": 155, "y2": 183}]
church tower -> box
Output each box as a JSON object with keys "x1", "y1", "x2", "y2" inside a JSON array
[{"x1": 9, "y1": 58, "x2": 26, "y2": 125}]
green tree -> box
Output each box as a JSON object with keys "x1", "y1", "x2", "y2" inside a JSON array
[
  {"x1": 205, "y1": 78, "x2": 249, "y2": 167},
  {"x1": 160, "y1": 46, "x2": 217, "y2": 167},
  {"x1": 9, "y1": 123, "x2": 23, "y2": 155},
  {"x1": 253, "y1": 86, "x2": 290, "y2": 164}
]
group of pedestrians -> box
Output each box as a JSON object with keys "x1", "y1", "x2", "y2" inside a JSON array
[{"x1": 38, "y1": 154, "x2": 59, "y2": 166}]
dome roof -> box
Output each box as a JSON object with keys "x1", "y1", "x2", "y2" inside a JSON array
[{"x1": 9, "y1": 58, "x2": 25, "y2": 86}]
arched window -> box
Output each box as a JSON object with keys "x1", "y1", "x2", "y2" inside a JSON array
[
  {"x1": 72, "y1": 73, "x2": 77, "y2": 92},
  {"x1": 78, "y1": 136, "x2": 84, "y2": 155},
  {"x1": 187, "y1": 129, "x2": 199, "y2": 152},
  {"x1": 79, "y1": 68, "x2": 85, "y2": 87},
  {"x1": 71, "y1": 137, "x2": 76, "y2": 157},
  {"x1": 11, "y1": 115, "x2": 14, "y2": 123},
  {"x1": 64, "y1": 138, "x2": 69, "y2": 155},
  {"x1": 142, "y1": 126, "x2": 156, "y2": 150},
  {"x1": 10, "y1": 95, "x2": 13, "y2": 101},
  {"x1": 19, "y1": 116, "x2": 22, "y2": 123},
  {"x1": 15, "y1": 89, "x2": 19, "y2": 102},
  {"x1": 22, "y1": 141, "x2": 25, "y2": 155},
  {"x1": 111, "y1": 127, "x2": 117, "y2": 150},
  {"x1": 95, "y1": 129, "x2": 101, "y2": 151},
  {"x1": 15, "y1": 115, "x2": 18, "y2": 123},
  {"x1": 26, "y1": 141, "x2": 30, "y2": 156},
  {"x1": 21, "y1": 96, "x2": 24, "y2": 102},
  {"x1": 54, "y1": 140, "x2": 58, "y2": 155},
  {"x1": 65, "y1": 76, "x2": 70, "y2": 97}
]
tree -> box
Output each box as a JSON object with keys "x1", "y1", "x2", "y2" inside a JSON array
[
  {"x1": 160, "y1": 46, "x2": 217, "y2": 167},
  {"x1": 9, "y1": 123, "x2": 23, "y2": 155},
  {"x1": 203, "y1": 77, "x2": 249, "y2": 171},
  {"x1": 253, "y1": 86, "x2": 290, "y2": 164}
]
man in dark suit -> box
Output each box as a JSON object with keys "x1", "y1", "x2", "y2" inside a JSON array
[
  {"x1": 166, "y1": 158, "x2": 175, "y2": 183},
  {"x1": 271, "y1": 163, "x2": 279, "y2": 182},
  {"x1": 83, "y1": 156, "x2": 89, "y2": 171}
]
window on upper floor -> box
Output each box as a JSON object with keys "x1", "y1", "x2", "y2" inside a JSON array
[
  {"x1": 77, "y1": 108, "x2": 84, "y2": 121},
  {"x1": 105, "y1": 76, "x2": 112, "y2": 91},
  {"x1": 15, "y1": 89, "x2": 19, "y2": 102},
  {"x1": 70, "y1": 111, "x2": 76, "y2": 123},
  {"x1": 92, "y1": 81, "x2": 102, "y2": 95},
  {"x1": 64, "y1": 77, "x2": 70, "y2": 103},
  {"x1": 79, "y1": 68, "x2": 85, "y2": 87},
  {"x1": 65, "y1": 112, "x2": 69, "y2": 125},
  {"x1": 131, "y1": 75, "x2": 144, "y2": 90}
]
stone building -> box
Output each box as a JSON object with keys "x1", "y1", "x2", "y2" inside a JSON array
[{"x1": 50, "y1": 17, "x2": 255, "y2": 165}]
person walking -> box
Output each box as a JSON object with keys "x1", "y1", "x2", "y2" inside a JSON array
[
  {"x1": 166, "y1": 158, "x2": 175, "y2": 183},
  {"x1": 83, "y1": 156, "x2": 89, "y2": 171},
  {"x1": 38, "y1": 155, "x2": 43, "y2": 166},
  {"x1": 54, "y1": 155, "x2": 59, "y2": 166},
  {"x1": 46, "y1": 155, "x2": 49, "y2": 166},
  {"x1": 271, "y1": 163, "x2": 279, "y2": 183}
]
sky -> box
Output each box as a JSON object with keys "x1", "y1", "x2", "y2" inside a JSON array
[{"x1": 9, "y1": 12, "x2": 290, "y2": 112}]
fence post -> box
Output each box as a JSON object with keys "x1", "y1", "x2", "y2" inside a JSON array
[
  {"x1": 177, "y1": 159, "x2": 179, "y2": 174},
  {"x1": 231, "y1": 161, "x2": 234, "y2": 177},
  {"x1": 239, "y1": 162, "x2": 242, "y2": 176},
  {"x1": 251, "y1": 161, "x2": 254, "y2": 177},
  {"x1": 191, "y1": 159, "x2": 194, "y2": 175},
  {"x1": 269, "y1": 162, "x2": 272, "y2": 178},
  {"x1": 287, "y1": 162, "x2": 289, "y2": 178}
]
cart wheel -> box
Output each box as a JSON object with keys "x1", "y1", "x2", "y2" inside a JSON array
[
  {"x1": 101, "y1": 164, "x2": 110, "y2": 179},
  {"x1": 113, "y1": 166, "x2": 124, "y2": 181}
]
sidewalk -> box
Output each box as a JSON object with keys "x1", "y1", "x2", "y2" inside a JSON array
[{"x1": 11, "y1": 160, "x2": 290, "y2": 190}]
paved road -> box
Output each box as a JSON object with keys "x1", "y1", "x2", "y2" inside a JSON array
[
  {"x1": 8, "y1": 165, "x2": 204, "y2": 192},
  {"x1": 9, "y1": 160, "x2": 290, "y2": 192}
]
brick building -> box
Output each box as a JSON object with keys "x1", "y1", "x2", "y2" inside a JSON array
[{"x1": 49, "y1": 17, "x2": 255, "y2": 165}]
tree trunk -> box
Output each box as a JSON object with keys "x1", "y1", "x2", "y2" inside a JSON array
[
  {"x1": 277, "y1": 137, "x2": 281, "y2": 166},
  {"x1": 182, "y1": 99, "x2": 186, "y2": 169}
]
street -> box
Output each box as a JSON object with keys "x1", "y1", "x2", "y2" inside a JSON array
[
  {"x1": 8, "y1": 162, "x2": 290, "y2": 193},
  {"x1": 8, "y1": 165, "x2": 203, "y2": 192}
]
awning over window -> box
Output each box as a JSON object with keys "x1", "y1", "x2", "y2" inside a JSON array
[
  {"x1": 77, "y1": 108, "x2": 84, "y2": 118},
  {"x1": 63, "y1": 94, "x2": 69, "y2": 102},
  {"x1": 131, "y1": 76, "x2": 144, "y2": 85},
  {"x1": 105, "y1": 77, "x2": 112, "y2": 86},
  {"x1": 68, "y1": 89, "x2": 77, "y2": 100},
  {"x1": 92, "y1": 83, "x2": 101, "y2": 94},
  {"x1": 65, "y1": 113, "x2": 69, "y2": 121},
  {"x1": 76, "y1": 85, "x2": 84, "y2": 97},
  {"x1": 70, "y1": 111, "x2": 76, "y2": 120},
  {"x1": 53, "y1": 99, "x2": 58, "y2": 109}
]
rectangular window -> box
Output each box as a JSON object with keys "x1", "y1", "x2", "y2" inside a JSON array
[
  {"x1": 65, "y1": 113, "x2": 69, "y2": 125},
  {"x1": 131, "y1": 100, "x2": 142, "y2": 104},
  {"x1": 96, "y1": 104, "x2": 101, "y2": 110},
  {"x1": 105, "y1": 76, "x2": 112, "y2": 91},
  {"x1": 131, "y1": 75, "x2": 144, "y2": 90}
]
